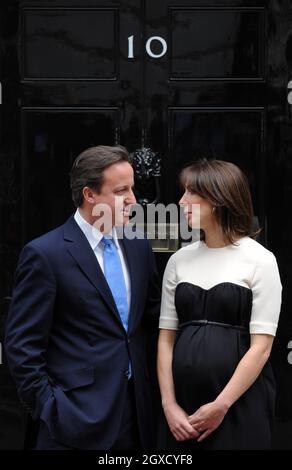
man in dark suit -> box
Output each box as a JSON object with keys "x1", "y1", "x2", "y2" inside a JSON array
[{"x1": 5, "y1": 145, "x2": 160, "y2": 450}]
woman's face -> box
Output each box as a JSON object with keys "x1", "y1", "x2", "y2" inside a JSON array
[{"x1": 179, "y1": 188, "x2": 214, "y2": 229}]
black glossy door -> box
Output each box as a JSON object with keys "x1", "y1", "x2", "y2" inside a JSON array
[
  {"x1": 145, "y1": 1, "x2": 292, "y2": 449},
  {"x1": 1, "y1": 0, "x2": 143, "y2": 449},
  {"x1": 20, "y1": 0, "x2": 143, "y2": 242},
  {"x1": 1, "y1": 0, "x2": 292, "y2": 449}
]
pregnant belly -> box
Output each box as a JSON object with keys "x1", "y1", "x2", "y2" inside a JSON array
[{"x1": 172, "y1": 326, "x2": 245, "y2": 409}]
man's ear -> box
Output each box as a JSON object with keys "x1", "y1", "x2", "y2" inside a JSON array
[{"x1": 82, "y1": 187, "x2": 96, "y2": 204}]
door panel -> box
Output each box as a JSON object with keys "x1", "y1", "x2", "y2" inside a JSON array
[
  {"x1": 146, "y1": 0, "x2": 267, "y2": 236},
  {"x1": 22, "y1": 7, "x2": 119, "y2": 80},
  {"x1": 22, "y1": 107, "x2": 119, "y2": 240},
  {"x1": 169, "y1": 7, "x2": 265, "y2": 80},
  {"x1": 19, "y1": 0, "x2": 142, "y2": 239},
  {"x1": 169, "y1": 107, "x2": 265, "y2": 232}
]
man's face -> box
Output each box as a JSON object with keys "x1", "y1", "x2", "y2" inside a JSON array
[{"x1": 88, "y1": 161, "x2": 136, "y2": 231}]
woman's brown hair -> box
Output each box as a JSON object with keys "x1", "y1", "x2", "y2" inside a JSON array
[{"x1": 180, "y1": 159, "x2": 260, "y2": 244}]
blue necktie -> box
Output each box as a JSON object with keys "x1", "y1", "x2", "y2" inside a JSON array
[{"x1": 102, "y1": 236, "x2": 131, "y2": 377}]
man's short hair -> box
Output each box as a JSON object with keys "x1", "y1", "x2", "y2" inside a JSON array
[{"x1": 70, "y1": 145, "x2": 131, "y2": 207}]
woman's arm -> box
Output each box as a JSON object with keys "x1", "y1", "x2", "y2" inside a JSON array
[
  {"x1": 188, "y1": 333, "x2": 274, "y2": 442},
  {"x1": 157, "y1": 329, "x2": 199, "y2": 442}
]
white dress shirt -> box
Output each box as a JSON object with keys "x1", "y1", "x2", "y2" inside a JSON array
[{"x1": 74, "y1": 209, "x2": 131, "y2": 309}]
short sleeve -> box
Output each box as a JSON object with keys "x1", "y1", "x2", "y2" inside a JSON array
[
  {"x1": 249, "y1": 252, "x2": 282, "y2": 336},
  {"x1": 159, "y1": 254, "x2": 179, "y2": 330}
]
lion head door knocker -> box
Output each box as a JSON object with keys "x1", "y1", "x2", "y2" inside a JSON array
[{"x1": 131, "y1": 147, "x2": 161, "y2": 205}]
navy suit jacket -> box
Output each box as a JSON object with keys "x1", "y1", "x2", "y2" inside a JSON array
[{"x1": 5, "y1": 215, "x2": 161, "y2": 449}]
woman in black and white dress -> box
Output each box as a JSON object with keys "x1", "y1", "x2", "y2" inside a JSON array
[{"x1": 157, "y1": 159, "x2": 282, "y2": 450}]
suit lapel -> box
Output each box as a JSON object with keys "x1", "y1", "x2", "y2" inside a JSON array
[
  {"x1": 63, "y1": 216, "x2": 122, "y2": 325},
  {"x1": 119, "y1": 236, "x2": 138, "y2": 333}
]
